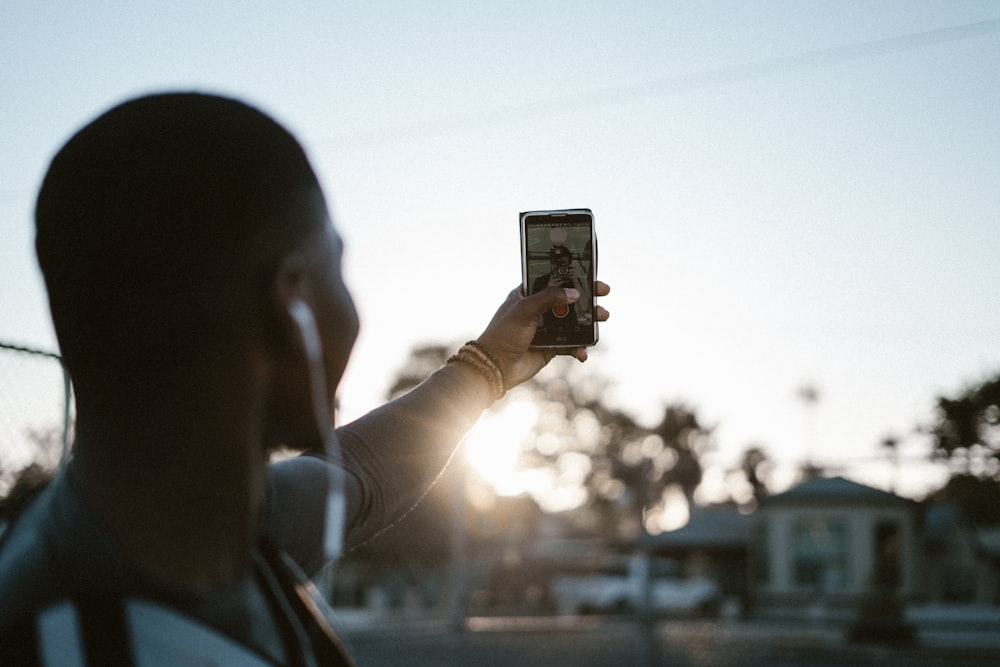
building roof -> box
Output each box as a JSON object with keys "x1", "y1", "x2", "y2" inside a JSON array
[
  {"x1": 648, "y1": 508, "x2": 753, "y2": 551},
  {"x1": 761, "y1": 475, "x2": 913, "y2": 508}
]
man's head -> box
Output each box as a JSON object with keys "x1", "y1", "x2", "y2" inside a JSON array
[{"x1": 36, "y1": 93, "x2": 357, "y2": 439}]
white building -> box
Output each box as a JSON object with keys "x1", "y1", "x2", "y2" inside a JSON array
[{"x1": 749, "y1": 476, "x2": 919, "y2": 621}]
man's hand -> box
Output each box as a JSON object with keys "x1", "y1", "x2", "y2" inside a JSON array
[{"x1": 477, "y1": 281, "x2": 610, "y2": 390}]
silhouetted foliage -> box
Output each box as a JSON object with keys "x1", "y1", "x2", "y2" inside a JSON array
[
  {"x1": 0, "y1": 426, "x2": 63, "y2": 523},
  {"x1": 740, "y1": 445, "x2": 772, "y2": 503},
  {"x1": 655, "y1": 405, "x2": 712, "y2": 508},
  {"x1": 515, "y1": 371, "x2": 652, "y2": 539},
  {"x1": 929, "y1": 473, "x2": 1000, "y2": 526},
  {"x1": 925, "y1": 371, "x2": 1000, "y2": 526},
  {"x1": 797, "y1": 461, "x2": 826, "y2": 483},
  {"x1": 386, "y1": 344, "x2": 451, "y2": 400},
  {"x1": 489, "y1": 365, "x2": 714, "y2": 539},
  {"x1": 0, "y1": 463, "x2": 53, "y2": 523},
  {"x1": 929, "y1": 371, "x2": 1000, "y2": 480}
]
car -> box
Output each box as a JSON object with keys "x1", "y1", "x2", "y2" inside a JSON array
[{"x1": 550, "y1": 554, "x2": 720, "y2": 616}]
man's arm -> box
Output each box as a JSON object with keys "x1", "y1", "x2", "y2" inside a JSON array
[
  {"x1": 336, "y1": 359, "x2": 494, "y2": 549},
  {"x1": 336, "y1": 282, "x2": 610, "y2": 550},
  {"x1": 263, "y1": 361, "x2": 490, "y2": 575},
  {"x1": 267, "y1": 283, "x2": 609, "y2": 574}
]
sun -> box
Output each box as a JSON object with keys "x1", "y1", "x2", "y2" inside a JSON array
[{"x1": 463, "y1": 399, "x2": 539, "y2": 496}]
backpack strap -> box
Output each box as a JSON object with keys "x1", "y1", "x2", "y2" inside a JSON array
[
  {"x1": 77, "y1": 596, "x2": 133, "y2": 665},
  {"x1": 1, "y1": 596, "x2": 281, "y2": 666},
  {"x1": 257, "y1": 539, "x2": 357, "y2": 667},
  {"x1": 1, "y1": 599, "x2": 101, "y2": 667}
]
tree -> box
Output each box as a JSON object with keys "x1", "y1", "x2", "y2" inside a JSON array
[
  {"x1": 880, "y1": 433, "x2": 900, "y2": 494},
  {"x1": 927, "y1": 371, "x2": 1000, "y2": 525},
  {"x1": 0, "y1": 426, "x2": 65, "y2": 522},
  {"x1": 490, "y1": 369, "x2": 714, "y2": 538},
  {"x1": 654, "y1": 404, "x2": 712, "y2": 510},
  {"x1": 795, "y1": 382, "x2": 824, "y2": 481},
  {"x1": 386, "y1": 344, "x2": 451, "y2": 400},
  {"x1": 740, "y1": 445, "x2": 772, "y2": 504},
  {"x1": 513, "y1": 371, "x2": 653, "y2": 538},
  {"x1": 0, "y1": 463, "x2": 52, "y2": 523},
  {"x1": 930, "y1": 372, "x2": 1000, "y2": 479}
]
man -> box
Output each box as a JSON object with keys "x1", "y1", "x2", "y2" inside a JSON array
[{"x1": 0, "y1": 92, "x2": 609, "y2": 664}]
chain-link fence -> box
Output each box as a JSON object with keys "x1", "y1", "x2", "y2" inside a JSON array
[{"x1": 0, "y1": 341, "x2": 73, "y2": 499}]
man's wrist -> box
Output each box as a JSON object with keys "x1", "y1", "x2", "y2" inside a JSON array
[{"x1": 446, "y1": 340, "x2": 506, "y2": 403}]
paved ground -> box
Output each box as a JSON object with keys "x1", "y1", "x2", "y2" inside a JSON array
[{"x1": 337, "y1": 615, "x2": 1000, "y2": 667}]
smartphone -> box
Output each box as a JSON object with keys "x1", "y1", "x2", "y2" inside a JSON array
[{"x1": 520, "y1": 208, "x2": 598, "y2": 348}]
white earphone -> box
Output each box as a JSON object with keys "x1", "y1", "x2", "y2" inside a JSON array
[{"x1": 287, "y1": 299, "x2": 345, "y2": 561}]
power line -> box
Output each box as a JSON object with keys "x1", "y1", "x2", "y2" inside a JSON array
[
  {"x1": 0, "y1": 341, "x2": 61, "y2": 361},
  {"x1": 321, "y1": 17, "x2": 1000, "y2": 152}
]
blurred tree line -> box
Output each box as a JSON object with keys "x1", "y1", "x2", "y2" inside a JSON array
[
  {"x1": 0, "y1": 428, "x2": 65, "y2": 522},
  {"x1": 927, "y1": 372, "x2": 1000, "y2": 525}
]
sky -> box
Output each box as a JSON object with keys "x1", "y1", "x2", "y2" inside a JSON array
[{"x1": 2, "y1": 2, "x2": 999, "y2": 502}]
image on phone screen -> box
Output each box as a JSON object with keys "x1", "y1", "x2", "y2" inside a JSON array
[{"x1": 522, "y1": 210, "x2": 597, "y2": 348}]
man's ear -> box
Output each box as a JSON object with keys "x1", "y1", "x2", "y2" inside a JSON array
[
  {"x1": 286, "y1": 298, "x2": 322, "y2": 367},
  {"x1": 268, "y1": 258, "x2": 310, "y2": 351},
  {"x1": 266, "y1": 260, "x2": 334, "y2": 453}
]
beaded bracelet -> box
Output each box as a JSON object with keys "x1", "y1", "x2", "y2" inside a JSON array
[{"x1": 447, "y1": 340, "x2": 507, "y2": 402}]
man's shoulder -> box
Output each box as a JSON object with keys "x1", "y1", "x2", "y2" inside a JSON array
[
  {"x1": 0, "y1": 472, "x2": 130, "y2": 630},
  {"x1": 265, "y1": 455, "x2": 331, "y2": 576},
  {"x1": 0, "y1": 482, "x2": 65, "y2": 627}
]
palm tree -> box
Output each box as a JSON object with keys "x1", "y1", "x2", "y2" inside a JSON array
[{"x1": 796, "y1": 383, "x2": 822, "y2": 479}]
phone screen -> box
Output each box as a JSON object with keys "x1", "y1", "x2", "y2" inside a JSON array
[{"x1": 521, "y1": 209, "x2": 597, "y2": 348}]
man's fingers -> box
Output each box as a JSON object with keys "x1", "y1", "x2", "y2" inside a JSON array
[
  {"x1": 520, "y1": 286, "x2": 579, "y2": 318},
  {"x1": 514, "y1": 281, "x2": 608, "y2": 301}
]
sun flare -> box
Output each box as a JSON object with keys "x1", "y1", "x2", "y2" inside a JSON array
[{"x1": 464, "y1": 399, "x2": 539, "y2": 496}]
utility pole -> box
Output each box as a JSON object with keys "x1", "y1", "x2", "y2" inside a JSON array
[
  {"x1": 636, "y1": 458, "x2": 655, "y2": 667},
  {"x1": 448, "y1": 451, "x2": 468, "y2": 666}
]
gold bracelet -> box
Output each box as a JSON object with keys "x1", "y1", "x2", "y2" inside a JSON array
[
  {"x1": 447, "y1": 348, "x2": 502, "y2": 402},
  {"x1": 465, "y1": 340, "x2": 503, "y2": 378},
  {"x1": 447, "y1": 340, "x2": 506, "y2": 402},
  {"x1": 466, "y1": 340, "x2": 508, "y2": 396}
]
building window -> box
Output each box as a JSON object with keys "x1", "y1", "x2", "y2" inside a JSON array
[{"x1": 792, "y1": 517, "x2": 849, "y2": 591}]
